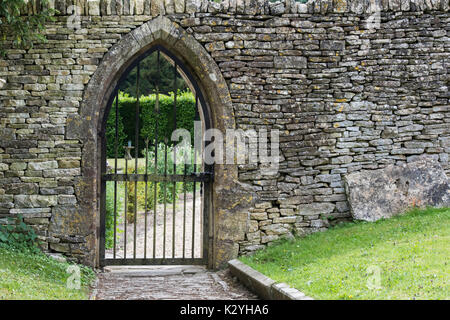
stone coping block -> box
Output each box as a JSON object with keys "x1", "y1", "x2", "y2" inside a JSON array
[
  {"x1": 22, "y1": 0, "x2": 449, "y2": 17},
  {"x1": 228, "y1": 259, "x2": 313, "y2": 300}
]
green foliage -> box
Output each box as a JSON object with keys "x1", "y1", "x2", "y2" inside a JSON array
[
  {"x1": 139, "y1": 90, "x2": 197, "y2": 146},
  {"x1": 125, "y1": 167, "x2": 136, "y2": 225},
  {"x1": 0, "y1": 215, "x2": 39, "y2": 251},
  {"x1": 105, "y1": 181, "x2": 124, "y2": 249},
  {"x1": 145, "y1": 143, "x2": 195, "y2": 203},
  {"x1": 135, "y1": 166, "x2": 159, "y2": 209},
  {"x1": 108, "y1": 91, "x2": 196, "y2": 154},
  {"x1": 0, "y1": 0, "x2": 57, "y2": 55},
  {"x1": 0, "y1": 244, "x2": 95, "y2": 299},
  {"x1": 0, "y1": 216, "x2": 95, "y2": 299},
  {"x1": 119, "y1": 50, "x2": 188, "y2": 96},
  {"x1": 125, "y1": 164, "x2": 160, "y2": 224},
  {"x1": 241, "y1": 207, "x2": 450, "y2": 300},
  {"x1": 106, "y1": 100, "x2": 127, "y2": 158}
]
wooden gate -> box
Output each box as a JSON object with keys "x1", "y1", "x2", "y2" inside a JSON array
[{"x1": 99, "y1": 45, "x2": 213, "y2": 266}]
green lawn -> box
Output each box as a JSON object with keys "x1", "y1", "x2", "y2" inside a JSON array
[
  {"x1": 240, "y1": 207, "x2": 450, "y2": 300},
  {"x1": 107, "y1": 158, "x2": 146, "y2": 172},
  {"x1": 0, "y1": 245, "x2": 95, "y2": 300}
]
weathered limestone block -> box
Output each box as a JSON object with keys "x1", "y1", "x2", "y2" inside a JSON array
[
  {"x1": 14, "y1": 195, "x2": 58, "y2": 208},
  {"x1": 58, "y1": 160, "x2": 80, "y2": 169},
  {"x1": 349, "y1": 0, "x2": 365, "y2": 13},
  {"x1": 228, "y1": 0, "x2": 237, "y2": 12},
  {"x1": 87, "y1": 0, "x2": 100, "y2": 15},
  {"x1": 273, "y1": 216, "x2": 296, "y2": 224},
  {"x1": 236, "y1": 0, "x2": 245, "y2": 13},
  {"x1": 269, "y1": 1, "x2": 285, "y2": 15},
  {"x1": 200, "y1": 0, "x2": 209, "y2": 11},
  {"x1": 250, "y1": 211, "x2": 268, "y2": 220},
  {"x1": 185, "y1": 0, "x2": 201, "y2": 13},
  {"x1": 0, "y1": 195, "x2": 14, "y2": 209},
  {"x1": 254, "y1": 201, "x2": 272, "y2": 209},
  {"x1": 424, "y1": 0, "x2": 433, "y2": 10},
  {"x1": 261, "y1": 234, "x2": 279, "y2": 243},
  {"x1": 297, "y1": 203, "x2": 335, "y2": 216},
  {"x1": 50, "y1": 242, "x2": 71, "y2": 253},
  {"x1": 297, "y1": 2, "x2": 308, "y2": 13},
  {"x1": 9, "y1": 208, "x2": 52, "y2": 217},
  {"x1": 320, "y1": 40, "x2": 345, "y2": 50},
  {"x1": 320, "y1": 0, "x2": 332, "y2": 13},
  {"x1": 58, "y1": 195, "x2": 77, "y2": 205},
  {"x1": 10, "y1": 163, "x2": 27, "y2": 171},
  {"x1": 128, "y1": 0, "x2": 135, "y2": 14},
  {"x1": 115, "y1": 0, "x2": 124, "y2": 14},
  {"x1": 49, "y1": 205, "x2": 90, "y2": 235},
  {"x1": 165, "y1": 0, "x2": 175, "y2": 14},
  {"x1": 4, "y1": 183, "x2": 38, "y2": 195},
  {"x1": 151, "y1": 0, "x2": 165, "y2": 15},
  {"x1": 28, "y1": 161, "x2": 58, "y2": 171},
  {"x1": 431, "y1": 0, "x2": 441, "y2": 10},
  {"x1": 43, "y1": 168, "x2": 81, "y2": 178},
  {"x1": 274, "y1": 56, "x2": 307, "y2": 69},
  {"x1": 260, "y1": 223, "x2": 290, "y2": 235},
  {"x1": 208, "y1": 0, "x2": 222, "y2": 13},
  {"x1": 135, "y1": 0, "x2": 145, "y2": 14},
  {"x1": 174, "y1": 0, "x2": 185, "y2": 12},
  {"x1": 245, "y1": 0, "x2": 258, "y2": 15},
  {"x1": 310, "y1": 219, "x2": 329, "y2": 228},
  {"x1": 333, "y1": 0, "x2": 348, "y2": 12},
  {"x1": 344, "y1": 157, "x2": 450, "y2": 222},
  {"x1": 400, "y1": 0, "x2": 410, "y2": 10}
]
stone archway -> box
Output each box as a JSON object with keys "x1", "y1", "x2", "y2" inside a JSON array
[{"x1": 67, "y1": 16, "x2": 254, "y2": 269}]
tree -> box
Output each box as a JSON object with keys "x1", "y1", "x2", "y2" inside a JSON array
[
  {"x1": 0, "y1": 0, "x2": 56, "y2": 55},
  {"x1": 119, "y1": 50, "x2": 188, "y2": 96}
]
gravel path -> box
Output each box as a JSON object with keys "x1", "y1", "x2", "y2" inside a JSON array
[{"x1": 93, "y1": 266, "x2": 258, "y2": 300}]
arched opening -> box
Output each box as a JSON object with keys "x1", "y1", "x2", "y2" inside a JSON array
[
  {"x1": 99, "y1": 45, "x2": 213, "y2": 266},
  {"x1": 70, "y1": 16, "x2": 252, "y2": 269}
]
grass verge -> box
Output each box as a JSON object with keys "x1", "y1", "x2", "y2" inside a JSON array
[
  {"x1": 240, "y1": 207, "x2": 450, "y2": 300},
  {"x1": 0, "y1": 244, "x2": 96, "y2": 300}
]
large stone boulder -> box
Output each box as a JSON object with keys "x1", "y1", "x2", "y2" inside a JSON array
[{"x1": 344, "y1": 157, "x2": 450, "y2": 222}]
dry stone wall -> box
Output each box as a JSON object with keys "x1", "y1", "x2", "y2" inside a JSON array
[{"x1": 0, "y1": 0, "x2": 449, "y2": 264}]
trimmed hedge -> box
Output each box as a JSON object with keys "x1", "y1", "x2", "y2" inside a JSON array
[
  {"x1": 106, "y1": 91, "x2": 196, "y2": 158},
  {"x1": 106, "y1": 103, "x2": 127, "y2": 158}
]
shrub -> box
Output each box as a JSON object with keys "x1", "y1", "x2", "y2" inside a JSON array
[
  {"x1": 0, "y1": 215, "x2": 39, "y2": 252},
  {"x1": 106, "y1": 99, "x2": 127, "y2": 158},
  {"x1": 124, "y1": 166, "x2": 158, "y2": 225},
  {"x1": 0, "y1": 0, "x2": 57, "y2": 56},
  {"x1": 105, "y1": 181, "x2": 124, "y2": 249},
  {"x1": 145, "y1": 143, "x2": 195, "y2": 203},
  {"x1": 140, "y1": 90, "x2": 197, "y2": 145},
  {"x1": 106, "y1": 91, "x2": 196, "y2": 159}
]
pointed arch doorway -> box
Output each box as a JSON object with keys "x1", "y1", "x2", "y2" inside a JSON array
[
  {"x1": 69, "y1": 16, "x2": 252, "y2": 269},
  {"x1": 99, "y1": 44, "x2": 213, "y2": 266}
]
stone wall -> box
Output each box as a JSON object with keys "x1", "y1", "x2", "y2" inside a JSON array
[{"x1": 0, "y1": 0, "x2": 449, "y2": 265}]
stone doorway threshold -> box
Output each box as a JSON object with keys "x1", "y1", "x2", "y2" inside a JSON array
[{"x1": 91, "y1": 265, "x2": 258, "y2": 300}]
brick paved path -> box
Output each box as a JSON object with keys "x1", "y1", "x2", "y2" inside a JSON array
[{"x1": 92, "y1": 266, "x2": 257, "y2": 300}]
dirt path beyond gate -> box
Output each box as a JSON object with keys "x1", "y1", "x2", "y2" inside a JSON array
[{"x1": 92, "y1": 266, "x2": 258, "y2": 300}]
